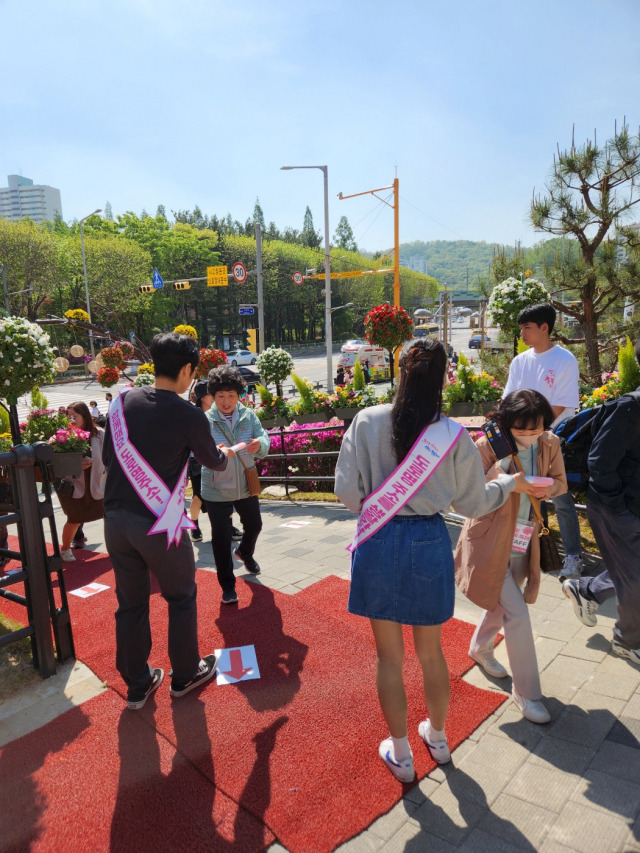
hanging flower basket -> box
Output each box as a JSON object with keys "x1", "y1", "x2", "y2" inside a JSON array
[{"x1": 0, "y1": 317, "x2": 56, "y2": 405}]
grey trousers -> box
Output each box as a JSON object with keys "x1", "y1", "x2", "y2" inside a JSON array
[
  {"x1": 105, "y1": 508, "x2": 202, "y2": 693},
  {"x1": 584, "y1": 502, "x2": 640, "y2": 650},
  {"x1": 470, "y1": 554, "x2": 542, "y2": 700}
]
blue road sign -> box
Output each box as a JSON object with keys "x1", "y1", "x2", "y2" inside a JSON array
[
  {"x1": 152, "y1": 268, "x2": 164, "y2": 289},
  {"x1": 239, "y1": 307, "x2": 255, "y2": 315}
]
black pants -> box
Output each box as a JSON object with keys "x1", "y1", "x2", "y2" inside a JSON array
[
  {"x1": 105, "y1": 508, "x2": 201, "y2": 693},
  {"x1": 207, "y1": 497, "x2": 262, "y2": 594},
  {"x1": 584, "y1": 502, "x2": 640, "y2": 650}
]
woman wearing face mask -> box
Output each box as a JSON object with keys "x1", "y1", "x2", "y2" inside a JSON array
[{"x1": 455, "y1": 389, "x2": 567, "y2": 724}]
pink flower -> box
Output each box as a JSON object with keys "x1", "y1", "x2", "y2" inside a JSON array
[{"x1": 55, "y1": 430, "x2": 68, "y2": 443}]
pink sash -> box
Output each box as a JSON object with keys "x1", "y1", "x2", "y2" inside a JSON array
[
  {"x1": 348, "y1": 417, "x2": 464, "y2": 553},
  {"x1": 109, "y1": 389, "x2": 195, "y2": 548}
]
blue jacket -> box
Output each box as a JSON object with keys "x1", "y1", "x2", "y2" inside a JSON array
[
  {"x1": 588, "y1": 388, "x2": 640, "y2": 518},
  {"x1": 200, "y1": 403, "x2": 270, "y2": 502}
]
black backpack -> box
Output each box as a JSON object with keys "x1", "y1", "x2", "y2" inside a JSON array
[{"x1": 553, "y1": 391, "x2": 640, "y2": 488}]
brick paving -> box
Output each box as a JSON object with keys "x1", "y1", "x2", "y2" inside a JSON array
[{"x1": 2, "y1": 376, "x2": 639, "y2": 850}]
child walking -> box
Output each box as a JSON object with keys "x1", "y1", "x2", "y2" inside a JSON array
[{"x1": 455, "y1": 390, "x2": 568, "y2": 723}]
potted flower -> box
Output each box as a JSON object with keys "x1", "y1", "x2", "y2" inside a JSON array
[
  {"x1": 288, "y1": 373, "x2": 333, "y2": 424},
  {"x1": 443, "y1": 352, "x2": 503, "y2": 417},
  {"x1": 330, "y1": 384, "x2": 379, "y2": 420},
  {"x1": 254, "y1": 384, "x2": 290, "y2": 428},
  {"x1": 173, "y1": 324, "x2": 198, "y2": 340},
  {"x1": 255, "y1": 346, "x2": 294, "y2": 396},
  {"x1": 47, "y1": 425, "x2": 91, "y2": 478}
]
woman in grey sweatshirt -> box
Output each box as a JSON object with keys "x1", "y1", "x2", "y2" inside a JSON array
[{"x1": 334, "y1": 337, "x2": 541, "y2": 782}]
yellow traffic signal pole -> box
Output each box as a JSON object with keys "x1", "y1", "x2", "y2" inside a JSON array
[{"x1": 338, "y1": 177, "x2": 400, "y2": 307}]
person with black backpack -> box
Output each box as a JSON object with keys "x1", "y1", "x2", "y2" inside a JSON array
[{"x1": 562, "y1": 339, "x2": 640, "y2": 665}]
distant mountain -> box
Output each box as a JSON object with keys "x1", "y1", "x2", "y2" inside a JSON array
[{"x1": 398, "y1": 240, "x2": 514, "y2": 291}]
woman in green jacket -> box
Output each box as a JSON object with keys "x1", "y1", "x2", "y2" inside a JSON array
[{"x1": 201, "y1": 365, "x2": 270, "y2": 604}]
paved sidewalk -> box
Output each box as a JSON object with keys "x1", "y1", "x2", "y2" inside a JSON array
[{"x1": 2, "y1": 498, "x2": 640, "y2": 852}]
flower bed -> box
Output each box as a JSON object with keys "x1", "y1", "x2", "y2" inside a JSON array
[{"x1": 257, "y1": 419, "x2": 344, "y2": 491}]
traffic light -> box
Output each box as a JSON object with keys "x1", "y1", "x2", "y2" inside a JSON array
[
  {"x1": 247, "y1": 328, "x2": 257, "y2": 353},
  {"x1": 173, "y1": 281, "x2": 191, "y2": 290},
  {"x1": 139, "y1": 284, "x2": 154, "y2": 293}
]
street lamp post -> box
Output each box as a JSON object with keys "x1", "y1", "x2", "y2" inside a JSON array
[
  {"x1": 78, "y1": 208, "x2": 102, "y2": 359},
  {"x1": 281, "y1": 165, "x2": 333, "y2": 391}
]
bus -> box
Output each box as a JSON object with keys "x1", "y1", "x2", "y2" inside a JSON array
[{"x1": 413, "y1": 323, "x2": 439, "y2": 339}]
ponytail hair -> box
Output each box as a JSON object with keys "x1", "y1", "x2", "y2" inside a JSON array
[{"x1": 391, "y1": 337, "x2": 447, "y2": 463}]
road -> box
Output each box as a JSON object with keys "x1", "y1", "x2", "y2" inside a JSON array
[
  {"x1": 288, "y1": 320, "x2": 499, "y2": 390},
  {"x1": 10, "y1": 322, "x2": 500, "y2": 421}
]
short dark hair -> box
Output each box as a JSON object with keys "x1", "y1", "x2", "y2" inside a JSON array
[
  {"x1": 207, "y1": 365, "x2": 245, "y2": 396},
  {"x1": 149, "y1": 332, "x2": 199, "y2": 380},
  {"x1": 517, "y1": 303, "x2": 556, "y2": 334},
  {"x1": 490, "y1": 389, "x2": 555, "y2": 432}
]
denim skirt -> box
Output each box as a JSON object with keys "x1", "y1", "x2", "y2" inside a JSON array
[{"x1": 347, "y1": 514, "x2": 454, "y2": 626}]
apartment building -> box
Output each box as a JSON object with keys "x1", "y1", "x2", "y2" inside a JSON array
[{"x1": 0, "y1": 174, "x2": 63, "y2": 223}]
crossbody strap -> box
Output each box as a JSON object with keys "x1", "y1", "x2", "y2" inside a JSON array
[{"x1": 511, "y1": 454, "x2": 549, "y2": 536}]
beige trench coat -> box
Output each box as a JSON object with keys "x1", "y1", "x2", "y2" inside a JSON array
[{"x1": 454, "y1": 432, "x2": 567, "y2": 610}]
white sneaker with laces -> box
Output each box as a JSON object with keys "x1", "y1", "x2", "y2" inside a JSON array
[
  {"x1": 559, "y1": 554, "x2": 584, "y2": 580},
  {"x1": 378, "y1": 738, "x2": 415, "y2": 782},
  {"x1": 611, "y1": 639, "x2": 640, "y2": 665},
  {"x1": 562, "y1": 579, "x2": 598, "y2": 627},
  {"x1": 512, "y1": 689, "x2": 551, "y2": 724},
  {"x1": 418, "y1": 719, "x2": 451, "y2": 764},
  {"x1": 61, "y1": 549, "x2": 76, "y2": 562},
  {"x1": 469, "y1": 648, "x2": 509, "y2": 678}
]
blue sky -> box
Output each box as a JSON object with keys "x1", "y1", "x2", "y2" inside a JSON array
[{"x1": 2, "y1": 0, "x2": 639, "y2": 252}]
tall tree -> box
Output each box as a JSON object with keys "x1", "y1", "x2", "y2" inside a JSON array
[
  {"x1": 253, "y1": 197, "x2": 266, "y2": 230},
  {"x1": 104, "y1": 201, "x2": 114, "y2": 221},
  {"x1": 156, "y1": 204, "x2": 167, "y2": 219},
  {"x1": 301, "y1": 206, "x2": 321, "y2": 249},
  {"x1": 530, "y1": 122, "x2": 640, "y2": 382},
  {"x1": 333, "y1": 215, "x2": 358, "y2": 252}
]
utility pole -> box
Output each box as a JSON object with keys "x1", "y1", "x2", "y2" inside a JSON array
[
  {"x1": 339, "y1": 177, "x2": 400, "y2": 307},
  {"x1": 255, "y1": 223, "x2": 265, "y2": 353}
]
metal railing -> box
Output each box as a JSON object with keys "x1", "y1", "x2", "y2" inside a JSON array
[{"x1": 0, "y1": 442, "x2": 74, "y2": 677}]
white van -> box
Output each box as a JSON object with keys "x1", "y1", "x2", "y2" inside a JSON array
[{"x1": 338, "y1": 343, "x2": 389, "y2": 371}]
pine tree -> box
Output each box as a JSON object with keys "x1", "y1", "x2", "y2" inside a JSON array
[
  {"x1": 333, "y1": 216, "x2": 357, "y2": 252},
  {"x1": 530, "y1": 122, "x2": 640, "y2": 382},
  {"x1": 156, "y1": 204, "x2": 166, "y2": 219},
  {"x1": 301, "y1": 206, "x2": 321, "y2": 249},
  {"x1": 253, "y1": 197, "x2": 266, "y2": 229},
  {"x1": 104, "y1": 201, "x2": 114, "y2": 221}
]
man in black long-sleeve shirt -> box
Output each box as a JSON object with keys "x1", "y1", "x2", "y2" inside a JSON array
[
  {"x1": 563, "y1": 339, "x2": 640, "y2": 665},
  {"x1": 103, "y1": 333, "x2": 232, "y2": 709}
]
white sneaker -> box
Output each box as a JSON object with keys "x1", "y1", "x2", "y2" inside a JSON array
[
  {"x1": 469, "y1": 648, "x2": 509, "y2": 678},
  {"x1": 611, "y1": 639, "x2": 640, "y2": 665},
  {"x1": 378, "y1": 738, "x2": 415, "y2": 782},
  {"x1": 60, "y1": 549, "x2": 75, "y2": 562},
  {"x1": 512, "y1": 689, "x2": 551, "y2": 724},
  {"x1": 559, "y1": 554, "x2": 584, "y2": 580},
  {"x1": 562, "y1": 579, "x2": 598, "y2": 627},
  {"x1": 418, "y1": 719, "x2": 451, "y2": 764}
]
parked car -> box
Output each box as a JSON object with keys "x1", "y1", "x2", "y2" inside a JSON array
[
  {"x1": 468, "y1": 334, "x2": 492, "y2": 349},
  {"x1": 237, "y1": 366, "x2": 261, "y2": 390},
  {"x1": 226, "y1": 349, "x2": 257, "y2": 366},
  {"x1": 340, "y1": 339, "x2": 363, "y2": 352}
]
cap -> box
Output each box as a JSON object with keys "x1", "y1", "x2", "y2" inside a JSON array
[{"x1": 193, "y1": 380, "x2": 209, "y2": 406}]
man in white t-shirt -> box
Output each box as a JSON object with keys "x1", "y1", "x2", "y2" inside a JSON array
[{"x1": 503, "y1": 303, "x2": 583, "y2": 579}]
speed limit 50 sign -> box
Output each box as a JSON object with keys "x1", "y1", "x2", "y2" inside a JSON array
[
  {"x1": 232, "y1": 262, "x2": 247, "y2": 284},
  {"x1": 292, "y1": 271, "x2": 304, "y2": 285}
]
